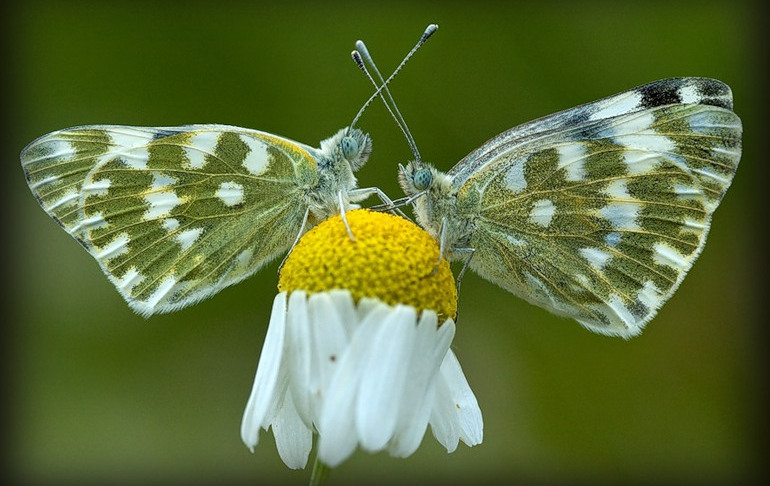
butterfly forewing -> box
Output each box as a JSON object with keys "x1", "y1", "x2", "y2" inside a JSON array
[
  {"x1": 453, "y1": 78, "x2": 741, "y2": 336},
  {"x1": 22, "y1": 125, "x2": 317, "y2": 315}
]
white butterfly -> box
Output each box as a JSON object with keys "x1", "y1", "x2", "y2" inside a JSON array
[
  {"x1": 398, "y1": 77, "x2": 741, "y2": 337},
  {"x1": 21, "y1": 26, "x2": 437, "y2": 317}
]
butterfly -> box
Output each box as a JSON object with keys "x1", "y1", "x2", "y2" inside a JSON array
[
  {"x1": 21, "y1": 124, "x2": 375, "y2": 316},
  {"x1": 20, "y1": 26, "x2": 439, "y2": 317},
  {"x1": 398, "y1": 77, "x2": 742, "y2": 338}
]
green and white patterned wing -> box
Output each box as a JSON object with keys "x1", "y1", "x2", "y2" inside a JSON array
[
  {"x1": 22, "y1": 125, "x2": 316, "y2": 316},
  {"x1": 461, "y1": 78, "x2": 741, "y2": 337}
]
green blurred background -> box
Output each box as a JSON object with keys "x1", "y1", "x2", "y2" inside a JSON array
[{"x1": 3, "y1": 1, "x2": 766, "y2": 485}]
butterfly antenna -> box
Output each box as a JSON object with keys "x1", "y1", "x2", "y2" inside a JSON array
[
  {"x1": 348, "y1": 24, "x2": 438, "y2": 163},
  {"x1": 354, "y1": 39, "x2": 423, "y2": 162},
  {"x1": 351, "y1": 51, "x2": 410, "y2": 150}
]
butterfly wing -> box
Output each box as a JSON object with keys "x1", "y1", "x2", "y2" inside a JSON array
[
  {"x1": 456, "y1": 78, "x2": 741, "y2": 337},
  {"x1": 22, "y1": 125, "x2": 318, "y2": 315}
]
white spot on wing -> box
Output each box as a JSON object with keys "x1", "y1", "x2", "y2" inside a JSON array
[
  {"x1": 623, "y1": 151, "x2": 660, "y2": 175},
  {"x1": 95, "y1": 233, "x2": 130, "y2": 260},
  {"x1": 108, "y1": 127, "x2": 154, "y2": 147},
  {"x1": 241, "y1": 135, "x2": 270, "y2": 175},
  {"x1": 606, "y1": 112, "x2": 677, "y2": 157},
  {"x1": 679, "y1": 84, "x2": 700, "y2": 104},
  {"x1": 529, "y1": 199, "x2": 556, "y2": 227},
  {"x1": 144, "y1": 191, "x2": 182, "y2": 219},
  {"x1": 605, "y1": 232, "x2": 622, "y2": 247},
  {"x1": 579, "y1": 247, "x2": 612, "y2": 270},
  {"x1": 186, "y1": 132, "x2": 221, "y2": 169},
  {"x1": 30, "y1": 175, "x2": 60, "y2": 190},
  {"x1": 176, "y1": 228, "x2": 204, "y2": 251},
  {"x1": 589, "y1": 91, "x2": 642, "y2": 121},
  {"x1": 216, "y1": 181, "x2": 244, "y2": 207},
  {"x1": 82, "y1": 178, "x2": 111, "y2": 196},
  {"x1": 618, "y1": 132, "x2": 677, "y2": 155},
  {"x1": 615, "y1": 111, "x2": 656, "y2": 135},
  {"x1": 693, "y1": 167, "x2": 730, "y2": 185},
  {"x1": 73, "y1": 213, "x2": 108, "y2": 232},
  {"x1": 113, "y1": 267, "x2": 144, "y2": 294},
  {"x1": 99, "y1": 129, "x2": 155, "y2": 169},
  {"x1": 143, "y1": 275, "x2": 178, "y2": 309},
  {"x1": 605, "y1": 294, "x2": 636, "y2": 327},
  {"x1": 504, "y1": 161, "x2": 526, "y2": 193},
  {"x1": 600, "y1": 202, "x2": 641, "y2": 230},
  {"x1": 682, "y1": 218, "x2": 706, "y2": 232},
  {"x1": 637, "y1": 280, "x2": 662, "y2": 311},
  {"x1": 151, "y1": 172, "x2": 177, "y2": 189},
  {"x1": 711, "y1": 146, "x2": 740, "y2": 158},
  {"x1": 604, "y1": 179, "x2": 631, "y2": 199},
  {"x1": 556, "y1": 144, "x2": 586, "y2": 181},
  {"x1": 47, "y1": 191, "x2": 79, "y2": 211},
  {"x1": 653, "y1": 242, "x2": 689, "y2": 269},
  {"x1": 162, "y1": 218, "x2": 180, "y2": 232},
  {"x1": 674, "y1": 185, "x2": 704, "y2": 198}
]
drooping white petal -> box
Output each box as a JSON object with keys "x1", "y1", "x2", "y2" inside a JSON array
[
  {"x1": 240, "y1": 292, "x2": 288, "y2": 451},
  {"x1": 429, "y1": 372, "x2": 461, "y2": 452},
  {"x1": 286, "y1": 291, "x2": 312, "y2": 427},
  {"x1": 317, "y1": 303, "x2": 392, "y2": 467},
  {"x1": 356, "y1": 305, "x2": 417, "y2": 452},
  {"x1": 430, "y1": 350, "x2": 483, "y2": 451},
  {"x1": 272, "y1": 391, "x2": 313, "y2": 469},
  {"x1": 243, "y1": 290, "x2": 482, "y2": 469},
  {"x1": 442, "y1": 350, "x2": 484, "y2": 447},
  {"x1": 388, "y1": 312, "x2": 454, "y2": 457}
]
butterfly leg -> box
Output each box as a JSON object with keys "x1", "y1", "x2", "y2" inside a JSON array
[
  {"x1": 450, "y1": 247, "x2": 475, "y2": 324},
  {"x1": 338, "y1": 190, "x2": 356, "y2": 242},
  {"x1": 455, "y1": 247, "x2": 475, "y2": 298},
  {"x1": 278, "y1": 206, "x2": 311, "y2": 274},
  {"x1": 350, "y1": 186, "x2": 409, "y2": 220},
  {"x1": 427, "y1": 217, "x2": 450, "y2": 276}
]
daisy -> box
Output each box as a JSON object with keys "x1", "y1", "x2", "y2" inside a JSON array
[{"x1": 240, "y1": 209, "x2": 483, "y2": 473}]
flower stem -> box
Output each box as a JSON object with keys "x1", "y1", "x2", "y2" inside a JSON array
[{"x1": 309, "y1": 456, "x2": 330, "y2": 486}]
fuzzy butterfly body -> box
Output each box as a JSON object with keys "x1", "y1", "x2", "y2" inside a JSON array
[
  {"x1": 22, "y1": 124, "x2": 371, "y2": 316},
  {"x1": 400, "y1": 77, "x2": 741, "y2": 338}
]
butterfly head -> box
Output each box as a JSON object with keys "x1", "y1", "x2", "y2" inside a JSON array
[
  {"x1": 343, "y1": 127, "x2": 373, "y2": 171},
  {"x1": 398, "y1": 160, "x2": 447, "y2": 197},
  {"x1": 319, "y1": 127, "x2": 372, "y2": 173}
]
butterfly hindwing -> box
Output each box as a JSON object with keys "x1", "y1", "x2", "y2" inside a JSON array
[{"x1": 22, "y1": 125, "x2": 317, "y2": 315}]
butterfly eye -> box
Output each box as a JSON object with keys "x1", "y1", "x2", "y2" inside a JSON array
[
  {"x1": 341, "y1": 136, "x2": 359, "y2": 161},
  {"x1": 413, "y1": 167, "x2": 433, "y2": 190}
]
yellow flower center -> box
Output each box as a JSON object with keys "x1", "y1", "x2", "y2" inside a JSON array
[{"x1": 279, "y1": 209, "x2": 457, "y2": 321}]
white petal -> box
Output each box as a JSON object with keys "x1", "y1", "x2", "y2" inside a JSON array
[
  {"x1": 286, "y1": 291, "x2": 313, "y2": 427},
  {"x1": 355, "y1": 297, "x2": 382, "y2": 322},
  {"x1": 240, "y1": 292, "x2": 288, "y2": 451},
  {"x1": 318, "y1": 304, "x2": 391, "y2": 467},
  {"x1": 430, "y1": 348, "x2": 483, "y2": 451},
  {"x1": 328, "y1": 289, "x2": 358, "y2": 337},
  {"x1": 272, "y1": 391, "x2": 313, "y2": 469},
  {"x1": 356, "y1": 305, "x2": 417, "y2": 452},
  {"x1": 388, "y1": 315, "x2": 456, "y2": 457},
  {"x1": 429, "y1": 373, "x2": 461, "y2": 452},
  {"x1": 307, "y1": 292, "x2": 351, "y2": 424},
  {"x1": 442, "y1": 350, "x2": 483, "y2": 447}
]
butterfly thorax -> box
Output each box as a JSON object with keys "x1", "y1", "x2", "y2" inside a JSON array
[
  {"x1": 402, "y1": 163, "x2": 477, "y2": 261},
  {"x1": 306, "y1": 127, "x2": 372, "y2": 222}
]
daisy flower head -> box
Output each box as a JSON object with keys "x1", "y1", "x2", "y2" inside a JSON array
[{"x1": 240, "y1": 209, "x2": 483, "y2": 470}]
